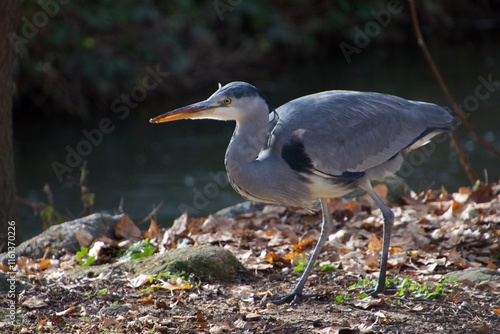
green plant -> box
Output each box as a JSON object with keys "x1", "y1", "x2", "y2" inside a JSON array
[
  {"x1": 387, "y1": 276, "x2": 459, "y2": 299},
  {"x1": 320, "y1": 263, "x2": 338, "y2": 273},
  {"x1": 292, "y1": 258, "x2": 309, "y2": 273},
  {"x1": 75, "y1": 247, "x2": 95, "y2": 267},
  {"x1": 348, "y1": 277, "x2": 374, "y2": 290},
  {"x1": 40, "y1": 205, "x2": 62, "y2": 228},
  {"x1": 140, "y1": 271, "x2": 198, "y2": 293},
  {"x1": 120, "y1": 239, "x2": 155, "y2": 261},
  {"x1": 293, "y1": 259, "x2": 334, "y2": 273}
]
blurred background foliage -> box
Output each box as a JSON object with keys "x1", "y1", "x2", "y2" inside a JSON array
[{"x1": 12, "y1": 0, "x2": 500, "y2": 121}]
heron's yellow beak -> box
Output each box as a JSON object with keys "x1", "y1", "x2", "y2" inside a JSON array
[{"x1": 149, "y1": 101, "x2": 214, "y2": 123}]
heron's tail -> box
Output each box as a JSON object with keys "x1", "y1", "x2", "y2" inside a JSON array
[{"x1": 442, "y1": 107, "x2": 461, "y2": 130}]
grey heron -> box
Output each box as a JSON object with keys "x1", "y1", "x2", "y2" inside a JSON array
[{"x1": 150, "y1": 81, "x2": 457, "y2": 305}]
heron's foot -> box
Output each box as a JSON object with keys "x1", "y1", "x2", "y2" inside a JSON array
[
  {"x1": 363, "y1": 284, "x2": 395, "y2": 297},
  {"x1": 364, "y1": 287, "x2": 384, "y2": 297},
  {"x1": 273, "y1": 290, "x2": 305, "y2": 305}
]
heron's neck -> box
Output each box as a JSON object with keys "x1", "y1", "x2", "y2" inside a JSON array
[{"x1": 225, "y1": 116, "x2": 269, "y2": 175}]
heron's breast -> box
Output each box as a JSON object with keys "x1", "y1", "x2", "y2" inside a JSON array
[{"x1": 227, "y1": 174, "x2": 272, "y2": 204}]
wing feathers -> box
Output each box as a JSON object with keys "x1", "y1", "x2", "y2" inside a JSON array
[{"x1": 274, "y1": 91, "x2": 456, "y2": 175}]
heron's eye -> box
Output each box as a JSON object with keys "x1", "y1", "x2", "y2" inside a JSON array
[{"x1": 223, "y1": 98, "x2": 231, "y2": 105}]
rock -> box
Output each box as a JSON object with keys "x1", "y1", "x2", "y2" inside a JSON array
[
  {"x1": 447, "y1": 267, "x2": 500, "y2": 283},
  {"x1": 0, "y1": 272, "x2": 33, "y2": 293},
  {"x1": 0, "y1": 214, "x2": 124, "y2": 265},
  {"x1": 214, "y1": 201, "x2": 266, "y2": 218},
  {"x1": 245, "y1": 312, "x2": 262, "y2": 321},
  {"x1": 385, "y1": 175, "x2": 412, "y2": 204},
  {"x1": 100, "y1": 304, "x2": 131, "y2": 316},
  {"x1": 131, "y1": 245, "x2": 243, "y2": 279},
  {"x1": 63, "y1": 245, "x2": 243, "y2": 281}
]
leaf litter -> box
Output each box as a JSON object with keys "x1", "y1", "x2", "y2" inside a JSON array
[{"x1": 2, "y1": 182, "x2": 500, "y2": 333}]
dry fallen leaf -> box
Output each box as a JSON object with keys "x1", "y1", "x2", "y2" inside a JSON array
[
  {"x1": 139, "y1": 294, "x2": 153, "y2": 303},
  {"x1": 417, "y1": 263, "x2": 438, "y2": 274},
  {"x1": 284, "y1": 251, "x2": 303, "y2": 263},
  {"x1": 339, "y1": 248, "x2": 351, "y2": 254},
  {"x1": 37, "y1": 259, "x2": 51, "y2": 270},
  {"x1": 476, "y1": 325, "x2": 490, "y2": 333},
  {"x1": 458, "y1": 187, "x2": 471, "y2": 195},
  {"x1": 293, "y1": 237, "x2": 315, "y2": 252},
  {"x1": 209, "y1": 322, "x2": 232, "y2": 334},
  {"x1": 115, "y1": 215, "x2": 142, "y2": 241},
  {"x1": 127, "y1": 273, "x2": 151, "y2": 288},
  {"x1": 23, "y1": 296, "x2": 48, "y2": 309},
  {"x1": 353, "y1": 297, "x2": 385, "y2": 309},
  {"x1": 195, "y1": 308, "x2": 207, "y2": 323},
  {"x1": 344, "y1": 201, "x2": 359, "y2": 212},
  {"x1": 389, "y1": 247, "x2": 405, "y2": 254},
  {"x1": 170, "y1": 212, "x2": 190, "y2": 236},
  {"x1": 88, "y1": 241, "x2": 106, "y2": 259},
  {"x1": 368, "y1": 234, "x2": 382, "y2": 252},
  {"x1": 229, "y1": 285, "x2": 254, "y2": 299},
  {"x1": 0, "y1": 264, "x2": 11, "y2": 272},
  {"x1": 486, "y1": 262, "x2": 498, "y2": 270},
  {"x1": 451, "y1": 201, "x2": 464, "y2": 215},
  {"x1": 152, "y1": 282, "x2": 192, "y2": 291},
  {"x1": 55, "y1": 305, "x2": 77, "y2": 316},
  {"x1": 245, "y1": 312, "x2": 262, "y2": 321},
  {"x1": 144, "y1": 219, "x2": 162, "y2": 241},
  {"x1": 265, "y1": 251, "x2": 289, "y2": 265},
  {"x1": 470, "y1": 183, "x2": 494, "y2": 203},
  {"x1": 406, "y1": 305, "x2": 425, "y2": 312}
]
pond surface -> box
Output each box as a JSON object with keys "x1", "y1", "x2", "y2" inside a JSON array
[{"x1": 15, "y1": 43, "x2": 499, "y2": 240}]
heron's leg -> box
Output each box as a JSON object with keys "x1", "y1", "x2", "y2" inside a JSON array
[
  {"x1": 274, "y1": 198, "x2": 334, "y2": 305},
  {"x1": 361, "y1": 182, "x2": 394, "y2": 296}
]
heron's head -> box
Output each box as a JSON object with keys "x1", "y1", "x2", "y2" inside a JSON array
[{"x1": 149, "y1": 82, "x2": 271, "y2": 124}]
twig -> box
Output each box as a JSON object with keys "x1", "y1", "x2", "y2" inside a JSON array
[
  {"x1": 450, "y1": 131, "x2": 478, "y2": 183},
  {"x1": 139, "y1": 201, "x2": 164, "y2": 225},
  {"x1": 15, "y1": 195, "x2": 39, "y2": 212},
  {"x1": 407, "y1": 0, "x2": 499, "y2": 183},
  {"x1": 43, "y1": 184, "x2": 56, "y2": 230},
  {"x1": 117, "y1": 196, "x2": 124, "y2": 214},
  {"x1": 43, "y1": 184, "x2": 55, "y2": 208},
  {"x1": 80, "y1": 160, "x2": 94, "y2": 216}
]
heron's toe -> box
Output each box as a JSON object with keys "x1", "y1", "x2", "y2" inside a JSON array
[
  {"x1": 273, "y1": 291, "x2": 304, "y2": 305},
  {"x1": 364, "y1": 284, "x2": 395, "y2": 297}
]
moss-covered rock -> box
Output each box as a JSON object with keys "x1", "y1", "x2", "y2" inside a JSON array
[
  {"x1": 130, "y1": 245, "x2": 243, "y2": 279},
  {"x1": 64, "y1": 245, "x2": 243, "y2": 281}
]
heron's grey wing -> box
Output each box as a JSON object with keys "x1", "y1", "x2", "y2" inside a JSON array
[{"x1": 275, "y1": 91, "x2": 456, "y2": 176}]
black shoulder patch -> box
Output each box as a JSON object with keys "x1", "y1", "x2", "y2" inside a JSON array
[{"x1": 281, "y1": 136, "x2": 314, "y2": 174}]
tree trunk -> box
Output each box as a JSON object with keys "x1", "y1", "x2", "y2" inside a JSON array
[{"x1": 0, "y1": 0, "x2": 21, "y2": 252}]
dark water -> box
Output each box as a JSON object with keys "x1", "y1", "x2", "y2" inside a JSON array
[{"x1": 15, "y1": 44, "x2": 500, "y2": 240}]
